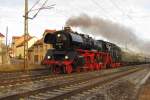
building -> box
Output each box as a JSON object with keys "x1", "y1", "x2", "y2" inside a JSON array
[
  {"x1": 11, "y1": 34, "x2": 38, "y2": 59},
  {"x1": 16, "y1": 36, "x2": 37, "y2": 59},
  {"x1": 11, "y1": 35, "x2": 26, "y2": 57},
  {"x1": 28, "y1": 29, "x2": 55, "y2": 64},
  {"x1": 28, "y1": 39, "x2": 43, "y2": 64},
  {"x1": 8, "y1": 47, "x2": 13, "y2": 58},
  {"x1": 0, "y1": 32, "x2": 5, "y2": 64},
  {"x1": 0, "y1": 33, "x2": 4, "y2": 42}
]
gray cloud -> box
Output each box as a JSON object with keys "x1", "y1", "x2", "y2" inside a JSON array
[{"x1": 66, "y1": 14, "x2": 150, "y2": 54}]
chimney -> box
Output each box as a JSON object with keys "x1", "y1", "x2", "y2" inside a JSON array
[{"x1": 64, "y1": 26, "x2": 72, "y2": 32}]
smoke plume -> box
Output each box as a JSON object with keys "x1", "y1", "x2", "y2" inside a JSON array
[{"x1": 66, "y1": 14, "x2": 150, "y2": 55}]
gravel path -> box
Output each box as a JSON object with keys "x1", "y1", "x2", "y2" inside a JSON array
[
  {"x1": 138, "y1": 69, "x2": 150, "y2": 100},
  {"x1": 68, "y1": 66, "x2": 150, "y2": 100}
]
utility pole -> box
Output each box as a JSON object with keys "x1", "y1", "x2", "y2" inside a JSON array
[
  {"x1": 6, "y1": 26, "x2": 8, "y2": 61},
  {"x1": 23, "y1": 0, "x2": 55, "y2": 71},
  {"x1": 24, "y1": 0, "x2": 29, "y2": 70},
  {"x1": 6, "y1": 26, "x2": 8, "y2": 48}
]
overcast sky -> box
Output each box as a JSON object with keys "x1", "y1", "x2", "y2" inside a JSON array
[{"x1": 0, "y1": 0, "x2": 150, "y2": 43}]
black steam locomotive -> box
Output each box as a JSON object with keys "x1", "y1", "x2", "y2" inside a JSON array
[{"x1": 43, "y1": 27, "x2": 122, "y2": 74}]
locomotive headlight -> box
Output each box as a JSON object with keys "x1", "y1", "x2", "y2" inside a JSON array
[
  {"x1": 57, "y1": 34, "x2": 61, "y2": 37},
  {"x1": 47, "y1": 56, "x2": 51, "y2": 59},
  {"x1": 65, "y1": 56, "x2": 69, "y2": 60}
]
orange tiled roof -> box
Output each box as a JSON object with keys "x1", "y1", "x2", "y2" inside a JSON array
[
  {"x1": 12, "y1": 34, "x2": 32, "y2": 39},
  {"x1": 34, "y1": 39, "x2": 43, "y2": 46},
  {"x1": 16, "y1": 37, "x2": 33, "y2": 47},
  {"x1": 0, "y1": 33, "x2": 5, "y2": 37},
  {"x1": 8, "y1": 47, "x2": 12, "y2": 50},
  {"x1": 12, "y1": 36, "x2": 21, "y2": 39}
]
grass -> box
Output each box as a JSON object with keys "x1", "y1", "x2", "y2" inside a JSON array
[{"x1": 0, "y1": 64, "x2": 46, "y2": 72}]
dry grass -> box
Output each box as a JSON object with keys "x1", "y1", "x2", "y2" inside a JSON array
[{"x1": 0, "y1": 64, "x2": 46, "y2": 72}]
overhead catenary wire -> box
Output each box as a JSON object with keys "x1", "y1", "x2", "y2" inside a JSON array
[
  {"x1": 31, "y1": 0, "x2": 49, "y2": 19},
  {"x1": 29, "y1": 4, "x2": 55, "y2": 12},
  {"x1": 27, "y1": 0, "x2": 41, "y2": 14},
  {"x1": 108, "y1": 0, "x2": 136, "y2": 24},
  {"x1": 29, "y1": 0, "x2": 49, "y2": 19},
  {"x1": 24, "y1": 0, "x2": 55, "y2": 20},
  {"x1": 91, "y1": 0, "x2": 117, "y2": 21}
]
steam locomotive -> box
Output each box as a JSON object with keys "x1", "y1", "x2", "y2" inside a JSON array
[{"x1": 43, "y1": 27, "x2": 148, "y2": 74}]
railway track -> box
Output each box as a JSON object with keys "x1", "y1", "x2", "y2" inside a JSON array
[
  {"x1": 24, "y1": 68, "x2": 142, "y2": 100},
  {"x1": 0, "y1": 69, "x2": 50, "y2": 80},
  {"x1": 0, "y1": 65, "x2": 146, "y2": 100},
  {"x1": 0, "y1": 68, "x2": 115, "y2": 87},
  {"x1": 0, "y1": 64, "x2": 143, "y2": 86},
  {"x1": 0, "y1": 65, "x2": 133, "y2": 87}
]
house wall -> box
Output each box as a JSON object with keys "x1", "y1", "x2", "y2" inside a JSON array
[
  {"x1": 12, "y1": 36, "x2": 25, "y2": 57},
  {"x1": 16, "y1": 37, "x2": 38, "y2": 59},
  {"x1": 16, "y1": 46, "x2": 24, "y2": 58},
  {"x1": 28, "y1": 42, "x2": 53, "y2": 64},
  {"x1": 28, "y1": 37, "x2": 37, "y2": 48},
  {"x1": 0, "y1": 37, "x2": 4, "y2": 64},
  {"x1": 28, "y1": 50, "x2": 34, "y2": 64},
  {"x1": 33, "y1": 45, "x2": 43, "y2": 64},
  {"x1": 43, "y1": 43, "x2": 52, "y2": 58},
  {"x1": 28, "y1": 30, "x2": 55, "y2": 64}
]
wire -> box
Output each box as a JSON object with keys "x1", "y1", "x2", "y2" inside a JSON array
[
  {"x1": 31, "y1": 0, "x2": 49, "y2": 19},
  {"x1": 108, "y1": 0, "x2": 136, "y2": 24},
  {"x1": 28, "y1": 5, "x2": 55, "y2": 12},
  {"x1": 27, "y1": 0, "x2": 55, "y2": 20},
  {"x1": 91, "y1": 0, "x2": 117, "y2": 20},
  {"x1": 109, "y1": 0, "x2": 124, "y2": 14},
  {"x1": 28, "y1": 0, "x2": 41, "y2": 13}
]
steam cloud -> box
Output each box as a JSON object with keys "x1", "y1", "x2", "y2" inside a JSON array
[{"x1": 66, "y1": 14, "x2": 150, "y2": 55}]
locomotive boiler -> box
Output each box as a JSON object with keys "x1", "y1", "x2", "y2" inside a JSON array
[{"x1": 43, "y1": 27, "x2": 122, "y2": 74}]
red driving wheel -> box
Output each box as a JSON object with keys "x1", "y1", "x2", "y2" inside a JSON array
[
  {"x1": 65, "y1": 65, "x2": 73, "y2": 74},
  {"x1": 53, "y1": 66, "x2": 61, "y2": 74},
  {"x1": 76, "y1": 67, "x2": 81, "y2": 72}
]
